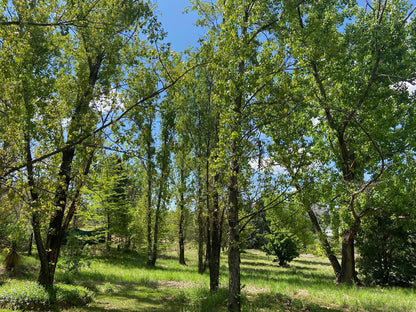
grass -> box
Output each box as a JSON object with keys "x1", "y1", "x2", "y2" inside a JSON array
[{"x1": 1, "y1": 247, "x2": 415, "y2": 311}]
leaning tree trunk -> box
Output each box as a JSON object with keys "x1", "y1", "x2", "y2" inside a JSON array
[{"x1": 306, "y1": 208, "x2": 341, "y2": 279}]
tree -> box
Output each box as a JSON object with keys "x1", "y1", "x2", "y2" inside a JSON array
[
  {"x1": 191, "y1": 1, "x2": 289, "y2": 310},
  {"x1": 0, "y1": 0, "x2": 161, "y2": 286},
  {"x1": 84, "y1": 153, "x2": 133, "y2": 249},
  {"x1": 282, "y1": 0, "x2": 415, "y2": 284}
]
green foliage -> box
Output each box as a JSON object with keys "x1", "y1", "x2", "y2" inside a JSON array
[
  {"x1": 263, "y1": 231, "x2": 300, "y2": 267},
  {"x1": 357, "y1": 213, "x2": 416, "y2": 287},
  {"x1": 0, "y1": 281, "x2": 93, "y2": 311},
  {"x1": 59, "y1": 231, "x2": 91, "y2": 275}
]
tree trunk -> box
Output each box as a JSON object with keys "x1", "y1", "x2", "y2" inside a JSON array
[
  {"x1": 306, "y1": 208, "x2": 341, "y2": 279},
  {"x1": 227, "y1": 153, "x2": 240, "y2": 312},
  {"x1": 146, "y1": 129, "x2": 154, "y2": 266},
  {"x1": 28, "y1": 232, "x2": 33, "y2": 256},
  {"x1": 205, "y1": 158, "x2": 211, "y2": 272},
  {"x1": 209, "y1": 172, "x2": 221, "y2": 291},
  {"x1": 227, "y1": 187, "x2": 240, "y2": 311},
  {"x1": 198, "y1": 190, "x2": 205, "y2": 274},
  {"x1": 338, "y1": 225, "x2": 360, "y2": 284},
  {"x1": 178, "y1": 189, "x2": 186, "y2": 265},
  {"x1": 197, "y1": 185, "x2": 205, "y2": 274},
  {"x1": 150, "y1": 152, "x2": 169, "y2": 266}
]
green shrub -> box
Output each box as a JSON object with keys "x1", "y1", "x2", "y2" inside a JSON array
[
  {"x1": 263, "y1": 232, "x2": 300, "y2": 266},
  {"x1": 0, "y1": 280, "x2": 93, "y2": 311},
  {"x1": 54, "y1": 283, "x2": 93, "y2": 307},
  {"x1": 357, "y1": 213, "x2": 416, "y2": 287},
  {"x1": 0, "y1": 281, "x2": 48, "y2": 311}
]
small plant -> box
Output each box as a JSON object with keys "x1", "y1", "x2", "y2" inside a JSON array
[
  {"x1": 263, "y1": 231, "x2": 300, "y2": 267},
  {"x1": 103, "y1": 282, "x2": 115, "y2": 294}
]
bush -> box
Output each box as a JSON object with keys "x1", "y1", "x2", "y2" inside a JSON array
[
  {"x1": 357, "y1": 213, "x2": 416, "y2": 287},
  {"x1": 0, "y1": 280, "x2": 93, "y2": 311},
  {"x1": 263, "y1": 232, "x2": 300, "y2": 266}
]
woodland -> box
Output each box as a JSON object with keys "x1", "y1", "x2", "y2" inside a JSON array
[{"x1": 0, "y1": 0, "x2": 416, "y2": 311}]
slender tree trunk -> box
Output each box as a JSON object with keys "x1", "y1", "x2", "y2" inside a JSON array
[
  {"x1": 150, "y1": 204, "x2": 161, "y2": 266},
  {"x1": 150, "y1": 148, "x2": 169, "y2": 266},
  {"x1": 306, "y1": 208, "x2": 341, "y2": 279},
  {"x1": 209, "y1": 172, "x2": 221, "y2": 291},
  {"x1": 145, "y1": 124, "x2": 154, "y2": 266},
  {"x1": 28, "y1": 232, "x2": 33, "y2": 256},
  {"x1": 205, "y1": 158, "x2": 211, "y2": 272},
  {"x1": 178, "y1": 181, "x2": 186, "y2": 265},
  {"x1": 150, "y1": 184, "x2": 163, "y2": 266},
  {"x1": 197, "y1": 183, "x2": 205, "y2": 273},
  {"x1": 146, "y1": 191, "x2": 153, "y2": 265}
]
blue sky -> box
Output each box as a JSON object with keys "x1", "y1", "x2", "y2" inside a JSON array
[
  {"x1": 155, "y1": 0, "x2": 206, "y2": 51},
  {"x1": 156, "y1": 0, "x2": 416, "y2": 51}
]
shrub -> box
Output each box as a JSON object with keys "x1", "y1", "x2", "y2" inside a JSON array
[
  {"x1": 0, "y1": 280, "x2": 93, "y2": 311},
  {"x1": 263, "y1": 232, "x2": 300, "y2": 266},
  {"x1": 0, "y1": 281, "x2": 48, "y2": 311},
  {"x1": 356, "y1": 213, "x2": 416, "y2": 287}
]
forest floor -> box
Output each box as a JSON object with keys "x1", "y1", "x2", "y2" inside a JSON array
[{"x1": 2, "y1": 247, "x2": 416, "y2": 311}]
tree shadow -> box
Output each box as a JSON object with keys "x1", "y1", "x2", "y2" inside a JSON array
[{"x1": 294, "y1": 259, "x2": 333, "y2": 267}]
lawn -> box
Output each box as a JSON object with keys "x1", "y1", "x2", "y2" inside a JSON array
[{"x1": 1, "y1": 247, "x2": 415, "y2": 311}]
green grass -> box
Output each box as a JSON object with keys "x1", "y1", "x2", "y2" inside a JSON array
[{"x1": 1, "y1": 248, "x2": 415, "y2": 311}]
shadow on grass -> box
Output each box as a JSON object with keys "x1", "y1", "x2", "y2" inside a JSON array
[
  {"x1": 294, "y1": 259, "x2": 332, "y2": 267},
  {"x1": 247, "y1": 292, "x2": 344, "y2": 312}
]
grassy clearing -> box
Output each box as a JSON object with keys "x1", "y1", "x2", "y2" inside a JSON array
[{"x1": 1, "y1": 248, "x2": 415, "y2": 311}]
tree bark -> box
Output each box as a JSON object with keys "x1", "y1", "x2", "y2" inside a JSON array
[
  {"x1": 227, "y1": 156, "x2": 240, "y2": 312},
  {"x1": 338, "y1": 222, "x2": 360, "y2": 284}
]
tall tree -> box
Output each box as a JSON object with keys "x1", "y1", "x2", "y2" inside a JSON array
[
  {"x1": 282, "y1": 0, "x2": 414, "y2": 284},
  {"x1": 192, "y1": 1, "x2": 288, "y2": 310},
  {"x1": 0, "y1": 0, "x2": 160, "y2": 286}
]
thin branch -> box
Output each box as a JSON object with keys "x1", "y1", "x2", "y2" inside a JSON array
[{"x1": 0, "y1": 63, "x2": 205, "y2": 180}]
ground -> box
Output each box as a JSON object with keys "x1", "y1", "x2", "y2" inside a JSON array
[{"x1": 1, "y1": 247, "x2": 415, "y2": 311}]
